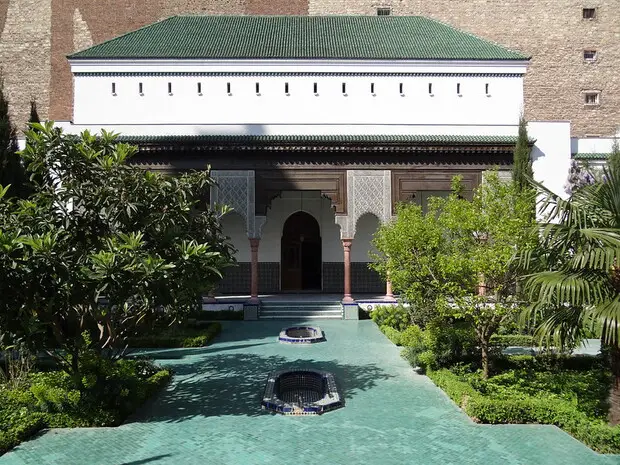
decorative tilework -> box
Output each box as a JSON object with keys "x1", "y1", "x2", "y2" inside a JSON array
[
  {"x1": 351, "y1": 263, "x2": 384, "y2": 293},
  {"x1": 216, "y1": 262, "x2": 280, "y2": 294}
]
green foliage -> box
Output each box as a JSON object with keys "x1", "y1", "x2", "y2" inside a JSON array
[
  {"x1": 0, "y1": 357, "x2": 170, "y2": 454},
  {"x1": 423, "y1": 319, "x2": 478, "y2": 369},
  {"x1": 427, "y1": 367, "x2": 620, "y2": 454},
  {"x1": 489, "y1": 334, "x2": 534, "y2": 348},
  {"x1": 512, "y1": 114, "x2": 534, "y2": 192},
  {"x1": 518, "y1": 166, "x2": 620, "y2": 350},
  {"x1": 0, "y1": 77, "x2": 27, "y2": 199},
  {"x1": 189, "y1": 310, "x2": 244, "y2": 321},
  {"x1": 371, "y1": 304, "x2": 410, "y2": 331},
  {"x1": 379, "y1": 325, "x2": 402, "y2": 346},
  {"x1": 129, "y1": 321, "x2": 222, "y2": 348},
  {"x1": 0, "y1": 124, "x2": 235, "y2": 372},
  {"x1": 399, "y1": 325, "x2": 424, "y2": 348},
  {"x1": 373, "y1": 171, "x2": 537, "y2": 377},
  {"x1": 609, "y1": 138, "x2": 620, "y2": 176}
]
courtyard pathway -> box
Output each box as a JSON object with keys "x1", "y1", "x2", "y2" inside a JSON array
[{"x1": 1, "y1": 320, "x2": 619, "y2": 465}]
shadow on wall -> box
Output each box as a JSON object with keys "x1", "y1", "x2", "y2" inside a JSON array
[{"x1": 129, "y1": 350, "x2": 393, "y2": 422}]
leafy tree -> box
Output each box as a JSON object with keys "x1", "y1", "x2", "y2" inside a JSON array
[
  {"x1": 373, "y1": 173, "x2": 536, "y2": 377},
  {"x1": 0, "y1": 123, "x2": 234, "y2": 374},
  {"x1": 519, "y1": 166, "x2": 620, "y2": 424},
  {"x1": 513, "y1": 114, "x2": 533, "y2": 192},
  {"x1": 609, "y1": 138, "x2": 620, "y2": 176},
  {"x1": 0, "y1": 77, "x2": 27, "y2": 198},
  {"x1": 28, "y1": 99, "x2": 40, "y2": 125}
]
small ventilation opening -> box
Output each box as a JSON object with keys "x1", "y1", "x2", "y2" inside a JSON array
[{"x1": 377, "y1": 7, "x2": 391, "y2": 15}]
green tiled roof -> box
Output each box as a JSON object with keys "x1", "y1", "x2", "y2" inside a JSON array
[
  {"x1": 573, "y1": 152, "x2": 610, "y2": 160},
  {"x1": 69, "y1": 16, "x2": 527, "y2": 61},
  {"x1": 117, "y1": 134, "x2": 521, "y2": 145}
]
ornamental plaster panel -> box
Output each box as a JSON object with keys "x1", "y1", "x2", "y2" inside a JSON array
[
  {"x1": 211, "y1": 170, "x2": 261, "y2": 238},
  {"x1": 341, "y1": 170, "x2": 392, "y2": 238}
]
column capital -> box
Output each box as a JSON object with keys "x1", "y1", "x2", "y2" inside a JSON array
[
  {"x1": 341, "y1": 238, "x2": 353, "y2": 248},
  {"x1": 249, "y1": 237, "x2": 260, "y2": 249}
]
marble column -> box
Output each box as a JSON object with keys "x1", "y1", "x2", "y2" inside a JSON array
[
  {"x1": 342, "y1": 239, "x2": 354, "y2": 303},
  {"x1": 249, "y1": 238, "x2": 260, "y2": 303},
  {"x1": 385, "y1": 278, "x2": 394, "y2": 300}
]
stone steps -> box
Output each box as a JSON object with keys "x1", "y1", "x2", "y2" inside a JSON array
[{"x1": 259, "y1": 301, "x2": 343, "y2": 319}]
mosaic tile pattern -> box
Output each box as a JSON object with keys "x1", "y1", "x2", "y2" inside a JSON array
[
  {"x1": 323, "y1": 262, "x2": 383, "y2": 293},
  {"x1": 1, "y1": 320, "x2": 618, "y2": 465},
  {"x1": 217, "y1": 262, "x2": 280, "y2": 294}
]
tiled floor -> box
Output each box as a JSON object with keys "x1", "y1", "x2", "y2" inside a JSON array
[{"x1": 2, "y1": 320, "x2": 619, "y2": 465}]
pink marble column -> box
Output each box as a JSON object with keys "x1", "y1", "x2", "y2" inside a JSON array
[
  {"x1": 384, "y1": 277, "x2": 394, "y2": 300},
  {"x1": 249, "y1": 238, "x2": 260, "y2": 303},
  {"x1": 342, "y1": 239, "x2": 354, "y2": 303}
]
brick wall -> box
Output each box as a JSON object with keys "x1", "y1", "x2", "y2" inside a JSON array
[{"x1": 0, "y1": 0, "x2": 618, "y2": 137}]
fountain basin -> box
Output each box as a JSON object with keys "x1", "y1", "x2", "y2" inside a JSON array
[
  {"x1": 261, "y1": 369, "x2": 343, "y2": 415},
  {"x1": 278, "y1": 326, "x2": 325, "y2": 344}
]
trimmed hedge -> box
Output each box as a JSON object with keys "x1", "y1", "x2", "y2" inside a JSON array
[
  {"x1": 189, "y1": 310, "x2": 243, "y2": 321},
  {"x1": 130, "y1": 322, "x2": 222, "y2": 348},
  {"x1": 0, "y1": 365, "x2": 171, "y2": 455},
  {"x1": 489, "y1": 334, "x2": 534, "y2": 348},
  {"x1": 427, "y1": 368, "x2": 620, "y2": 454},
  {"x1": 380, "y1": 325, "x2": 402, "y2": 345}
]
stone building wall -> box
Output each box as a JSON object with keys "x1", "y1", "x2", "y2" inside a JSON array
[{"x1": 0, "y1": 0, "x2": 618, "y2": 137}]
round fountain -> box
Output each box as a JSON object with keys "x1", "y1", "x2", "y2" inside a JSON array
[
  {"x1": 278, "y1": 326, "x2": 325, "y2": 344},
  {"x1": 261, "y1": 369, "x2": 343, "y2": 415}
]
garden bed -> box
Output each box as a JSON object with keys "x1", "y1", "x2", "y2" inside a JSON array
[
  {"x1": 425, "y1": 359, "x2": 620, "y2": 454},
  {"x1": 0, "y1": 357, "x2": 170, "y2": 455},
  {"x1": 129, "y1": 321, "x2": 222, "y2": 348}
]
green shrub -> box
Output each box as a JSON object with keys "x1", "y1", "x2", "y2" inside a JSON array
[
  {"x1": 371, "y1": 304, "x2": 410, "y2": 331},
  {"x1": 417, "y1": 350, "x2": 437, "y2": 372},
  {"x1": 423, "y1": 320, "x2": 477, "y2": 368},
  {"x1": 489, "y1": 334, "x2": 534, "y2": 348},
  {"x1": 399, "y1": 325, "x2": 424, "y2": 348},
  {"x1": 189, "y1": 310, "x2": 243, "y2": 321},
  {"x1": 130, "y1": 322, "x2": 222, "y2": 348},
  {"x1": 0, "y1": 357, "x2": 171, "y2": 454},
  {"x1": 380, "y1": 325, "x2": 402, "y2": 345},
  {"x1": 427, "y1": 368, "x2": 620, "y2": 454}
]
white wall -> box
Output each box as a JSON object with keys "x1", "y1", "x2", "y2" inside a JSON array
[
  {"x1": 220, "y1": 212, "x2": 250, "y2": 262},
  {"x1": 571, "y1": 137, "x2": 618, "y2": 154},
  {"x1": 529, "y1": 121, "x2": 572, "y2": 198},
  {"x1": 351, "y1": 213, "x2": 381, "y2": 262},
  {"x1": 73, "y1": 73, "x2": 523, "y2": 127}
]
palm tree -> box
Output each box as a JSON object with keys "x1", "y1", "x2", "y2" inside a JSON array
[{"x1": 519, "y1": 166, "x2": 620, "y2": 424}]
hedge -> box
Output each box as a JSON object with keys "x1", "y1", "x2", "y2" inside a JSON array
[
  {"x1": 489, "y1": 335, "x2": 534, "y2": 348},
  {"x1": 427, "y1": 368, "x2": 620, "y2": 454},
  {"x1": 130, "y1": 322, "x2": 222, "y2": 348},
  {"x1": 380, "y1": 325, "x2": 402, "y2": 346},
  {"x1": 0, "y1": 367, "x2": 171, "y2": 455}
]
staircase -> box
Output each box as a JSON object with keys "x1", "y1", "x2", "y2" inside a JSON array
[{"x1": 259, "y1": 300, "x2": 344, "y2": 319}]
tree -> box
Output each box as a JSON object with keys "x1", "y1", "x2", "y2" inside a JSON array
[
  {"x1": 519, "y1": 166, "x2": 620, "y2": 424},
  {"x1": 609, "y1": 138, "x2": 620, "y2": 176},
  {"x1": 0, "y1": 77, "x2": 27, "y2": 198},
  {"x1": 28, "y1": 99, "x2": 40, "y2": 126},
  {"x1": 373, "y1": 173, "x2": 536, "y2": 377},
  {"x1": 0, "y1": 123, "x2": 235, "y2": 374},
  {"x1": 512, "y1": 114, "x2": 533, "y2": 192}
]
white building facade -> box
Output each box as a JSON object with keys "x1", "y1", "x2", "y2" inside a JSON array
[{"x1": 57, "y1": 15, "x2": 577, "y2": 307}]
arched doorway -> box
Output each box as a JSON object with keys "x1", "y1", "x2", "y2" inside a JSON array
[{"x1": 281, "y1": 211, "x2": 322, "y2": 291}]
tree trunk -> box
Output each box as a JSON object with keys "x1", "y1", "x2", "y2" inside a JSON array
[
  {"x1": 609, "y1": 345, "x2": 620, "y2": 425},
  {"x1": 481, "y1": 339, "x2": 490, "y2": 379},
  {"x1": 71, "y1": 347, "x2": 79, "y2": 375}
]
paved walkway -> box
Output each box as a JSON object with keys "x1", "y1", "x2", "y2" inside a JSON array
[{"x1": 2, "y1": 321, "x2": 619, "y2": 465}]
